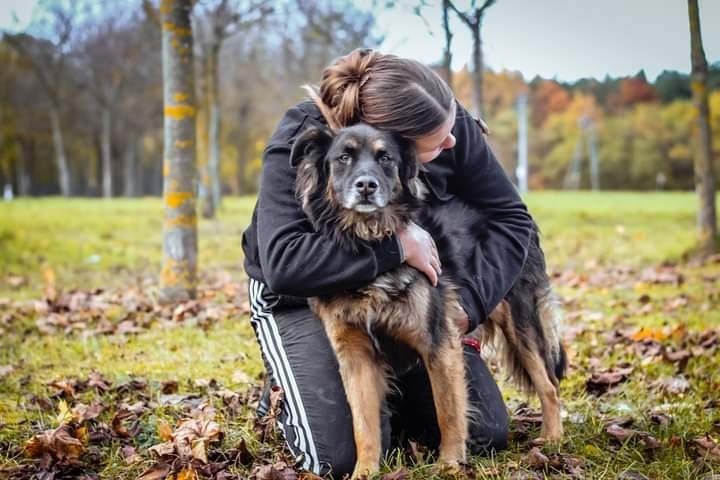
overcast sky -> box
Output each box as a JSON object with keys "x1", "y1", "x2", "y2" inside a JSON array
[{"x1": 2, "y1": 0, "x2": 718, "y2": 82}]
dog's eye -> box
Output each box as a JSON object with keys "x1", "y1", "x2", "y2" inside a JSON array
[
  {"x1": 338, "y1": 153, "x2": 352, "y2": 164},
  {"x1": 379, "y1": 154, "x2": 392, "y2": 165}
]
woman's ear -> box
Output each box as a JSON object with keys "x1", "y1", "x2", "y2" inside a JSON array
[{"x1": 289, "y1": 127, "x2": 333, "y2": 168}]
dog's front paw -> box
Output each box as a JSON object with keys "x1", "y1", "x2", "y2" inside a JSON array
[{"x1": 350, "y1": 462, "x2": 378, "y2": 480}]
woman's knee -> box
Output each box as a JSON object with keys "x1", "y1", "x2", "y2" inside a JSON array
[{"x1": 467, "y1": 409, "x2": 509, "y2": 454}]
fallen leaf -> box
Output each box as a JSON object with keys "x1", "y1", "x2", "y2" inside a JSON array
[
  {"x1": 157, "y1": 420, "x2": 173, "y2": 441},
  {"x1": 252, "y1": 462, "x2": 298, "y2": 480},
  {"x1": 71, "y1": 403, "x2": 104, "y2": 423},
  {"x1": 0, "y1": 365, "x2": 15, "y2": 377},
  {"x1": 137, "y1": 464, "x2": 171, "y2": 480},
  {"x1": 24, "y1": 424, "x2": 85, "y2": 463},
  {"x1": 693, "y1": 435, "x2": 720, "y2": 461},
  {"x1": 652, "y1": 376, "x2": 691, "y2": 394},
  {"x1": 381, "y1": 467, "x2": 410, "y2": 480},
  {"x1": 586, "y1": 366, "x2": 633, "y2": 394},
  {"x1": 617, "y1": 471, "x2": 650, "y2": 480},
  {"x1": 161, "y1": 380, "x2": 178, "y2": 394},
  {"x1": 523, "y1": 447, "x2": 549, "y2": 469}
]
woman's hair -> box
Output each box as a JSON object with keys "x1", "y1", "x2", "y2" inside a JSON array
[{"x1": 303, "y1": 48, "x2": 455, "y2": 139}]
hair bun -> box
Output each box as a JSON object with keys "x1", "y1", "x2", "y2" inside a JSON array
[
  {"x1": 315, "y1": 48, "x2": 379, "y2": 128},
  {"x1": 336, "y1": 48, "x2": 375, "y2": 89}
]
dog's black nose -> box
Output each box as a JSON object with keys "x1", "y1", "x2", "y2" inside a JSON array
[{"x1": 355, "y1": 176, "x2": 378, "y2": 195}]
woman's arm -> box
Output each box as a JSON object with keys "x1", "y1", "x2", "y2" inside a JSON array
[
  {"x1": 256, "y1": 106, "x2": 404, "y2": 297},
  {"x1": 450, "y1": 103, "x2": 535, "y2": 332}
]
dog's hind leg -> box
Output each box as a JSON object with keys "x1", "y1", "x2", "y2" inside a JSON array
[
  {"x1": 489, "y1": 302, "x2": 563, "y2": 440},
  {"x1": 324, "y1": 320, "x2": 388, "y2": 479},
  {"x1": 419, "y1": 337, "x2": 468, "y2": 466}
]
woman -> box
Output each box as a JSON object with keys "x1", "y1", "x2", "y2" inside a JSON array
[{"x1": 241, "y1": 48, "x2": 534, "y2": 476}]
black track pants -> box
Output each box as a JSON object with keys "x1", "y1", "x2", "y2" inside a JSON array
[{"x1": 248, "y1": 279, "x2": 509, "y2": 478}]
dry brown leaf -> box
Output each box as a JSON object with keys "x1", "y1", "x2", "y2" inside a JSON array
[
  {"x1": 148, "y1": 441, "x2": 175, "y2": 458},
  {"x1": 252, "y1": 462, "x2": 298, "y2": 480},
  {"x1": 381, "y1": 468, "x2": 410, "y2": 480},
  {"x1": 137, "y1": 464, "x2": 171, "y2": 480},
  {"x1": 161, "y1": 380, "x2": 178, "y2": 394},
  {"x1": 72, "y1": 403, "x2": 104, "y2": 423},
  {"x1": 586, "y1": 366, "x2": 633, "y2": 394},
  {"x1": 0, "y1": 364, "x2": 15, "y2": 378},
  {"x1": 693, "y1": 435, "x2": 720, "y2": 461},
  {"x1": 157, "y1": 420, "x2": 173, "y2": 441},
  {"x1": 24, "y1": 424, "x2": 85, "y2": 462},
  {"x1": 172, "y1": 417, "x2": 223, "y2": 463},
  {"x1": 652, "y1": 376, "x2": 691, "y2": 394},
  {"x1": 524, "y1": 447, "x2": 549, "y2": 469}
]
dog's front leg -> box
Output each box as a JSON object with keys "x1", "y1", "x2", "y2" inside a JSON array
[
  {"x1": 420, "y1": 337, "x2": 468, "y2": 467},
  {"x1": 324, "y1": 319, "x2": 388, "y2": 479}
]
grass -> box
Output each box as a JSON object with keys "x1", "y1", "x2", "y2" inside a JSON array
[{"x1": 1, "y1": 192, "x2": 719, "y2": 479}]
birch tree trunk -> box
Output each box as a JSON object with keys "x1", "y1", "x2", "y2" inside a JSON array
[
  {"x1": 688, "y1": 0, "x2": 717, "y2": 255},
  {"x1": 16, "y1": 142, "x2": 31, "y2": 196},
  {"x1": 208, "y1": 44, "x2": 221, "y2": 211},
  {"x1": 124, "y1": 140, "x2": 136, "y2": 197},
  {"x1": 49, "y1": 106, "x2": 71, "y2": 196},
  {"x1": 101, "y1": 106, "x2": 113, "y2": 198},
  {"x1": 160, "y1": 0, "x2": 198, "y2": 302}
]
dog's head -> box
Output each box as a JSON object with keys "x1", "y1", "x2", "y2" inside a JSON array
[{"x1": 290, "y1": 124, "x2": 425, "y2": 241}]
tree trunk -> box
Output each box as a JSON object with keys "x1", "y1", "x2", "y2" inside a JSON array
[
  {"x1": 16, "y1": 141, "x2": 31, "y2": 196},
  {"x1": 160, "y1": 0, "x2": 198, "y2": 302},
  {"x1": 688, "y1": 0, "x2": 717, "y2": 255},
  {"x1": 49, "y1": 106, "x2": 71, "y2": 196},
  {"x1": 124, "y1": 140, "x2": 136, "y2": 197},
  {"x1": 101, "y1": 106, "x2": 113, "y2": 198},
  {"x1": 441, "y1": 0, "x2": 453, "y2": 90},
  {"x1": 208, "y1": 42, "x2": 222, "y2": 211},
  {"x1": 471, "y1": 26, "x2": 484, "y2": 117}
]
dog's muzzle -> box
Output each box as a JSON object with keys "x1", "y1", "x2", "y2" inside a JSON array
[{"x1": 344, "y1": 175, "x2": 386, "y2": 213}]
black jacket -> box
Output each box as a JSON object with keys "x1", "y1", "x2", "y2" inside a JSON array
[{"x1": 242, "y1": 100, "x2": 534, "y2": 332}]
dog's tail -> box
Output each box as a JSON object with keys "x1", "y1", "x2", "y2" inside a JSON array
[{"x1": 478, "y1": 247, "x2": 566, "y2": 394}]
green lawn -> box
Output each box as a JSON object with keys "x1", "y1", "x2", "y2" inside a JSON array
[{"x1": 1, "y1": 193, "x2": 719, "y2": 479}]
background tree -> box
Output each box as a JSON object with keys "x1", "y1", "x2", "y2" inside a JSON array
[
  {"x1": 160, "y1": 0, "x2": 198, "y2": 302},
  {"x1": 193, "y1": 0, "x2": 271, "y2": 218},
  {"x1": 448, "y1": 0, "x2": 497, "y2": 117},
  {"x1": 5, "y1": 1, "x2": 77, "y2": 196},
  {"x1": 688, "y1": 0, "x2": 717, "y2": 255}
]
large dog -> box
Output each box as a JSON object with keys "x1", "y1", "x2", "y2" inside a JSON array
[{"x1": 289, "y1": 123, "x2": 566, "y2": 478}]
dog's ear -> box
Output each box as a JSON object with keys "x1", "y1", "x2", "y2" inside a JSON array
[
  {"x1": 397, "y1": 136, "x2": 425, "y2": 200},
  {"x1": 290, "y1": 127, "x2": 333, "y2": 168}
]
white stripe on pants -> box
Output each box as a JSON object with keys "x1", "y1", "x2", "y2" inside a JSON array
[{"x1": 248, "y1": 278, "x2": 320, "y2": 473}]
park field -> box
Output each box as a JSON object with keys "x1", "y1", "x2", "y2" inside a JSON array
[{"x1": 1, "y1": 192, "x2": 719, "y2": 479}]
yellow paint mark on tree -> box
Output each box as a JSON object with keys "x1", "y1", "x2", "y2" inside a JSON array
[
  {"x1": 159, "y1": 0, "x2": 173, "y2": 15},
  {"x1": 165, "y1": 105, "x2": 196, "y2": 120},
  {"x1": 163, "y1": 162, "x2": 170, "y2": 177},
  {"x1": 165, "y1": 214, "x2": 197, "y2": 228},
  {"x1": 174, "y1": 92, "x2": 189, "y2": 102},
  {"x1": 691, "y1": 81, "x2": 705, "y2": 96},
  {"x1": 162, "y1": 21, "x2": 192, "y2": 36},
  {"x1": 175, "y1": 139, "x2": 194, "y2": 149},
  {"x1": 165, "y1": 191, "x2": 194, "y2": 209}
]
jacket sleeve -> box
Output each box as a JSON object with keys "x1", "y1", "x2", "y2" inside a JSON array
[
  {"x1": 451, "y1": 103, "x2": 534, "y2": 332},
  {"x1": 256, "y1": 106, "x2": 403, "y2": 297}
]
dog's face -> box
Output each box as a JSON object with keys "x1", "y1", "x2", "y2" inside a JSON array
[{"x1": 290, "y1": 124, "x2": 422, "y2": 216}]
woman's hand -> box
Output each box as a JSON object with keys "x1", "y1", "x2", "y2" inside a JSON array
[{"x1": 397, "y1": 222, "x2": 441, "y2": 287}]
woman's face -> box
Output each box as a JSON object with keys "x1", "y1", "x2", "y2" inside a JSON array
[{"x1": 414, "y1": 107, "x2": 457, "y2": 164}]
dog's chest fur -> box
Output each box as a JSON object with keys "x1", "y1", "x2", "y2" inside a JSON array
[{"x1": 310, "y1": 264, "x2": 433, "y2": 343}]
